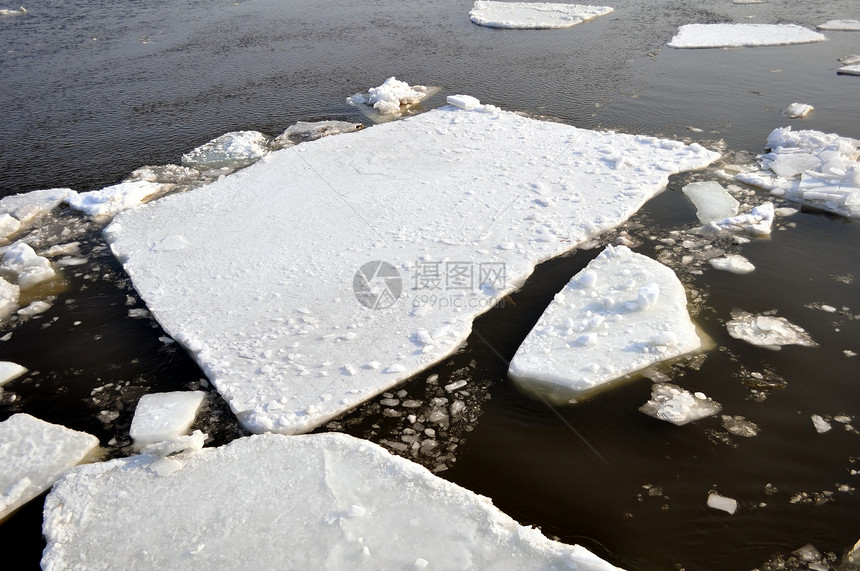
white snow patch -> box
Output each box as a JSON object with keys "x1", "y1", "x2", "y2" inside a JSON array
[
  {"x1": 736, "y1": 127, "x2": 860, "y2": 218},
  {"x1": 726, "y1": 310, "x2": 817, "y2": 350},
  {"x1": 707, "y1": 493, "x2": 738, "y2": 514},
  {"x1": 469, "y1": 1, "x2": 613, "y2": 29},
  {"x1": 68, "y1": 180, "x2": 166, "y2": 219},
  {"x1": 348, "y1": 77, "x2": 432, "y2": 116},
  {"x1": 509, "y1": 246, "x2": 701, "y2": 398},
  {"x1": 818, "y1": 20, "x2": 860, "y2": 31},
  {"x1": 0, "y1": 413, "x2": 98, "y2": 520},
  {"x1": 668, "y1": 24, "x2": 825, "y2": 49},
  {"x1": 709, "y1": 254, "x2": 755, "y2": 274},
  {"x1": 784, "y1": 103, "x2": 814, "y2": 119},
  {"x1": 181, "y1": 131, "x2": 270, "y2": 171},
  {"x1": 42, "y1": 433, "x2": 621, "y2": 570},
  {"x1": 639, "y1": 382, "x2": 721, "y2": 425},
  {"x1": 129, "y1": 391, "x2": 206, "y2": 448},
  {"x1": 0, "y1": 361, "x2": 27, "y2": 387},
  {"x1": 0, "y1": 242, "x2": 56, "y2": 289},
  {"x1": 106, "y1": 104, "x2": 719, "y2": 434},
  {"x1": 682, "y1": 181, "x2": 739, "y2": 223}
]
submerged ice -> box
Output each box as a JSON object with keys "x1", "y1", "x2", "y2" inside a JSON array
[
  {"x1": 508, "y1": 245, "x2": 701, "y2": 399},
  {"x1": 106, "y1": 100, "x2": 719, "y2": 435},
  {"x1": 469, "y1": 1, "x2": 613, "y2": 29},
  {"x1": 42, "y1": 432, "x2": 620, "y2": 570}
]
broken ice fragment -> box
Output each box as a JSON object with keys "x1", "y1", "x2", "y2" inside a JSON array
[
  {"x1": 784, "y1": 103, "x2": 814, "y2": 119},
  {"x1": 721, "y1": 415, "x2": 760, "y2": 437},
  {"x1": 694, "y1": 202, "x2": 774, "y2": 236},
  {"x1": 469, "y1": 1, "x2": 614, "y2": 30},
  {"x1": 726, "y1": 310, "x2": 817, "y2": 350},
  {"x1": 0, "y1": 361, "x2": 27, "y2": 387},
  {"x1": 509, "y1": 246, "x2": 701, "y2": 400},
  {"x1": 0, "y1": 242, "x2": 56, "y2": 289},
  {"x1": 709, "y1": 254, "x2": 755, "y2": 274},
  {"x1": 669, "y1": 24, "x2": 825, "y2": 49},
  {"x1": 639, "y1": 383, "x2": 721, "y2": 425},
  {"x1": 817, "y1": 20, "x2": 860, "y2": 31},
  {"x1": 130, "y1": 391, "x2": 206, "y2": 448},
  {"x1": 348, "y1": 77, "x2": 431, "y2": 116},
  {"x1": 838, "y1": 64, "x2": 860, "y2": 76},
  {"x1": 682, "y1": 181, "x2": 739, "y2": 223},
  {"x1": 181, "y1": 131, "x2": 270, "y2": 171},
  {"x1": 707, "y1": 493, "x2": 738, "y2": 514},
  {"x1": 811, "y1": 414, "x2": 832, "y2": 433}
]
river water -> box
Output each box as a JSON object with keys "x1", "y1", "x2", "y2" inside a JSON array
[{"x1": 1, "y1": 0, "x2": 858, "y2": 568}]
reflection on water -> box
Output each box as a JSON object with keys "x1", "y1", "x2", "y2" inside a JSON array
[{"x1": 1, "y1": 0, "x2": 859, "y2": 568}]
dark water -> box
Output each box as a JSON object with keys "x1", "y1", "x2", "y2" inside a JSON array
[{"x1": 1, "y1": 0, "x2": 859, "y2": 569}]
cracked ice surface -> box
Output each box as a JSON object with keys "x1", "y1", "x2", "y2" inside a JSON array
[
  {"x1": 469, "y1": 1, "x2": 613, "y2": 29},
  {"x1": 105, "y1": 102, "x2": 719, "y2": 434},
  {"x1": 736, "y1": 127, "x2": 860, "y2": 218},
  {"x1": 509, "y1": 245, "x2": 701, "y2": 399},
  {"x1": 0, "y1": 414, "x2": 98, "y2": 520},
  {"x1": 42, "y1": 433, "x2": 620, "y2": 570}
]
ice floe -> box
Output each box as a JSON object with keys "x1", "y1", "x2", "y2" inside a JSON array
[
  {"x1": 181, "y1": 130, "x2": 271, "y2": 171},
  {"x1": 668, "y1": 24, "x2": 826, "y2": 49},
  {"x1": 42, "y1": 432, "x2": 620, "y2": 570},
  {"x1": 0, "y1": 278, "x2": 20, "y2": 321},
  {"x1": 735, "y1": 127, "x2": 860, "y2": 218},
  {"x1": 692, "y1": 202, "x2": 774, "y2": 236},
  {"x1": 0, "y1": 413, "x2": 98, "y2": 521},
  {"x1": 811, "y1": 414, "x2": 832, "y2": 433},
  {"x1": 508, "y1": 245, "x2": 702, "y2": 400},
  {"x1": 709, "y1": 254, "x2": 755, "y2": 274},
  {"x1": 105, "y1": 101, "x2": 719, "y2": 434},
  {"x1": 0, "y1": 188, "x2": 75, "y2": 242},
  {"x1": 682, "y1": 181, "x2": 739, "y2": 223},
  {"x1": 347, "y1": 77, "x2": 433, "y2": 117},
  {"x1": 0, "y1": 6, "x2": 26, "y2": 16},
  {"x1": 726, "y1": 309, "x2": 817, "y2": 350},
  {"x1": 0, "y1": 242, "x2": 57, "y2": 289},
  {"x1": 837, "y1": 64, "x2": 860, "y2": 76},
  {"x1": 67, "y1": 180, "x2": 167, "y2": 219},
  {"x1": 721, "y1": 415, "x2": 760, "y2": 437},
  {"x1": 469, "y1": 1, "x2": 613, "y2": 29},
  {"x1": 707, "y1": 492, "x2": 738, "y2": 514},
  {"x1": 129, "y1": 391, "x2": 205, "y2": 448},
  {"x1": 783, "y1": 102, "x2": 814, "y2": 119},
  {"x1": 0, "y1": 361, "x2": 27, "y2": 386},
  {"x1": 818, "y1": 20, "x2": 860, "y2": 31},
  {"x1": 639, "y1": 382, "x2": 721, "y2": 425}
]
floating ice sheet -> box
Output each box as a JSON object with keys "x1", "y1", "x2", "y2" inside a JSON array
[
  {"x1": 0, "y1": 242, "x2": 56, "y2": 289},
  {"x1": 469, "y1": 1, "x2": 613, "y2": 29},
  {"x1": 668, "y1": 24, "x2": 826, "y2": 49},
  {"x1": 709, "y1": 254, "x2": 755, "y2": 274},
  {"x1": 726, "y1": 309, "x2": 817, "y2": 350},
  {"x1": 181, "y1": 131, "x2": 271, "y2": 171},
  {"x1": 784, "y1": 103, "x2": 814, "y2": 118},
  {"x1": 736, "y1": 127, "x2": 860, "y2": 218},
  {"x1": 130, "y1": 391, "x2": 205, "y2": 448},
  {"x1": 106, "y1": 102, "x2": 719, "y2": 434},
  {"x1": 508, "y1": 246, "x2": 701, "y2": 400},
  {"x1": 639, "y1": 382, "x2": 721, "y2": 425},
  {"x1": 0, "y1": 414, "x2": 98, "y2": 521},
  {"x1": 681, "y1": 181, "x2": 739, "y2": 223},
  {"x1": 42, "y1": 432, "x2": 620, "y2": 570},
  {"x1": 68, "y1": 180, "x2": 167, "y2": 219},
  {"x1": 838, "y1": 64, "x2": 860, "y2": 76},
  {"x1": 0, "y1": 361, "x2": 27, "y2": 386},
  {"x1": 818, "y1": 20, "x2": 860, "y2": 31},
  {"x1": 0, "y1": 188, "x2": 75, "y2": 241},
  {"x1": 693, "y1": 202, "x2": 774, "y2": 236}
]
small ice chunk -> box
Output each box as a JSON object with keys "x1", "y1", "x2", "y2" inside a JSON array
[
  {"x1": 181, "y1": 131, "x2": 270, "y2": 170},
  {"x1": 709, "y1": 254, "x2": 755, "y2": 274},
  {"x1": 668, "y1": 24, "x2": 825, "y2": 49},
  {"x1": 817, "y1": 20, "x2": 860, "y2": 31},
  {"x1": 446, "y1": 94, "x2": 482, "y2": 111},
  {"x1": 682, "y1": 181, "x2": 739, "y2": 223},
  {"x1": 811, "y1": 414, "x2": 832, "y2": 433},
  {"x1": 696, "y1": 202, "x2": 774, "y2": 236},
  {"x1": 0, "y1": 213, "x2": 21, "y2": 240},
  {"x1": 469, "y1": 1, "x2": 614, "y2": 30},
  {"x1": 349, "y1": 77, "x2": 430, "y2": 115},
  {"x1": 0, "y1": 414, "x2": 98, "y2": 520},
  {"x1": 445, "y1": 380, "x2": 468, "y2": 392},
  {"x1": 726, "y1": 310, "x2": 817, "y2": 350},
  {"x1": 639, "y1": 382, "x2": 721, "y2": 425},
  {"x1": 0, "y1": 361, "x2": 27, "y2": 386},
  {"x1": 784, "y1": 103, "x2": 814, "y2": 119},
  {"x1": 721, "y1": 415, "x2": 760, "y2": 437},
  {"x1": 68, "y1": 180, "x2": 165, "y2": 218},
  {"x1": 0, "y1": 188, "x2": 74, "y2": 229},
  {"x1": 130, "y1": 391, "x2": 206, "y2": 448},
  {"x1": 838, "y1": 64, "x2": 860, "y2": 76},
  {"x1": 0, "y1": 277, "x2": 20, "y2": 321},
  {"x1": 707, "y1": 493, "x2": 738, "y2": 514},
  {"x1": 0, "y1": 242, "x2": 56, "y2": 289}
]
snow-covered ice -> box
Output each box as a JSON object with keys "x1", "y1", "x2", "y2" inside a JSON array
[
  {"x1": 693, "y1": 202, "x2": 774, "y2": 236},
  {"x1": 0, "y1": 188, "x2": 75, "y2": 241},
  {"x1": 0, "y1": 242, "x2": 56, "y2": 289},
  {"x1": 508, "y1": 246, "x2": 702, "y2": 400},
  {"x1": 0, "y1": 278, "x2": 20, "y2": 321},
  {"x1": 42, "y1": 432, "x2": 621, "y2": 570},
  {"x1": 709, "y1": 254, "x2": 755, "y2": 274},
  {"x1": 181, "y1": 131, "x2": 270, "y2": 171},
  {"x1": 129, "y1": 391, "x2": 205, "y2": 448},
  {"x1": 0, "y1": 361, "x2": 27, "y2": 386},
  {"x1": 67, "y1": 180, "x2": 167, "y2": 219},
  {"x1": 818, "y1": 20, "x2": 860, "y2": 31},
  {"x1": 0, "y1": 413, "x2": 98, "y2": 521},
  {"x1": 271, "y1": 120, "x2": 364, "y2": 150},
  {"x1": 105, "y1": 101, "x2": 719, "y2": 434},
  {"x1": 469, "y1": 1, "x2": 613, "y2": 29},
  {"x1": 783, "y1": 103, "x2": 814, "y2": 119},
  {"x1": 681, "y1": 181, "x2": 739, "y2": 223},
  {"x1": 348, "y1": 77, "x2": 433, "y2": 116},
  {"x1": 668, "y1": 24, "x2": 826, "y2": 49},
  {"x1": 841, "y1": 55, "x2": 860, "y2": 65},
  {"x1": 639, "y1": 382, "x2": 721, "y2": 425},
  {"x1": 837, "y1": 64, "x2": 860, "y2": 76},
  {"x1": 707, "y1": 493, "x2": 738, "y2": 514},
  {"x1": 736, "y1": 127, "x2": 860, "y2": 218},
  {"x1": 726, "y1": 310, "x2": 817, "y2": 350}
]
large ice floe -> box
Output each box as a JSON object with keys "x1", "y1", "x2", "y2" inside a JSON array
[
  {"x1": 105, "y1": 98, "x2": 719, "y2": 434},
  {"x1": 736, "y1": 127, "x2": 860, "y2": 218},
  {"x1": 668, "y1": 24, "x2": 826, "y2": 49},
  {"x1": 0, "y1": 414, "x2": 98, "y2": 521},
  {"x1": 42, "y1": 432, "x2": 621, "y2": 570},
  {"x1": 469, "y1": 1, "x2": 613, "y2": 29},
  {"x1": 508, "y1": 246, "x2": 701, "y2": 401}
]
